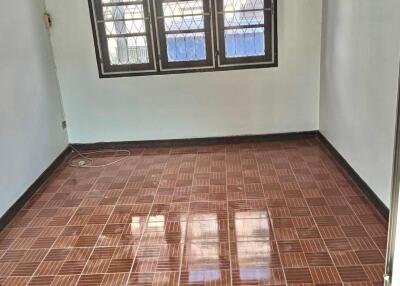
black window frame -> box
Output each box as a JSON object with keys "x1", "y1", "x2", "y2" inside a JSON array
[
  {"x1": 215, "y1": 0, "x2": 274, "y2": 67},
  {"x1": 91, "y1": 0, "x2": 157, "y2": 75},
  {"x1": 88, "y1": 0, "x2": 278, "y2": 78},
  {"x1": 153, "y1": 0, "x2": 215, "y2": 71}
]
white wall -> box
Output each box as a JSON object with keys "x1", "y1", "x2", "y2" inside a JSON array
[
  {"x1": 0, "y1": 1, "x2": 68, "y2": 216},
  {"x1": 45, "y1": 0, "x2": 322, "y2": 144},
  {"x1": 320, "y1": 0, "x2": 400, "y2": 206}
]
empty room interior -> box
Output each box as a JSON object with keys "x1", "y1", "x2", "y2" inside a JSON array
[{"x1": 1, "y1": 0, "x2": 400, "y2": 285}]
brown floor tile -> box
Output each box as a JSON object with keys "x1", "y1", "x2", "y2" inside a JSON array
[
  {"x1": 28, "y1": 276, "x2": 55, "y2": 286},
  {"x1": 101, "y1": 272, "x2": 129, "y2": 285},
  {"x1": 280, "y1": 252, "x2": 308, "y2": 268},
  {"x1": 364, "y1": 264, "x2": 385, "y2": 283},
  {"x1": 83, "y1": 259, "x2": 110, "y2": 274},
  {"x1": 35, "y1": 261, "x2": 64, "y2": 276},
  {"x1": 232, "y1": 267, "x2": 285, "y2": 285},
  {"x1": 305, "y1": 252, "x2": 333, "y2": 266},
  {"x1": 337, "y1": 266, "x2": 369, "y2": 282},
  {"x1": 180, "y1": 269, "x2": 230, "y2": 286},
  {"x1": 58, "y1": 260, "x2": 86, "y2": 275},
  {"x1": 355, "y1": 250, "x2": 385, "y2": 264},
  {"x1": 0, "y1": 138, "x2": 388, "y2": 286},
  {"x1": 107, "y1": 258, "x2": 133, "y2": 273},
  {"x1": 284, "y1": 267, "x2": 313, "y2": 283},
  {"x1": 11, "y1": 262, "x2": 40, "y2": 276},
  {"x1": 76, "y1": 274, "x2": 104, "y2": 286},
  {"x1": 300, "y1": 239, "x2": 327, "y2": 253},
  {"x1": 2, "y1": 276, "x2": 31, "y2": 286},
  {"x1": 278, "y1": 240, "x2": 303, "y2": 253},
  {"x1": 50, "y1": 275, "x2": 80, "y2": 286},
  {"x1": 331, "y1": 251, "x2": 361, "y2": 266},
  {"x1": 128, "y1": 272, "x2": 179, "y2": 286},
  {"x1": 309, "y1": 266, "x2": 341, "y2": 284}
]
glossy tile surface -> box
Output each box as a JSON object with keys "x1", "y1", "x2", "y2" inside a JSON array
[{"x1": 0, "y1": 138, "x2": 388, "y2": 285}]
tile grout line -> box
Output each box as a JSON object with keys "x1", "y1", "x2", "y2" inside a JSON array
[
  {"x1": 224, "y1": 144, "x2": 234, "y2": 286},
  {"x1": 176, "y1": 151, "x2": 194, "y2": 286},
  {"x1": 291, "y1": 140, "x2": 348, "y2": 285},
  {"x1": 23, "y1": 166, "x2": 82, "y2": 285},
  {"x1": 255, "y1": 142, "x2": 289, "y2": 286},
  {"x1": 68, "y1": 151, "x2": 139, "y2": 286},
  {"x1": 21, "y1": 167, "x2": 99, "y2": 284},
  {"x1": 125, "y1": 148, "x2": 171, "y2": 286}
]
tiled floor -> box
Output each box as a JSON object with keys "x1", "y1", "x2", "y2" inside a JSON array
[{"x1": 0, "y1": 138, "x2": 388, "y2": 286}]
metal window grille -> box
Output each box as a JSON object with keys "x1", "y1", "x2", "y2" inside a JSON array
[{"x1": 88, "y1": 0, "x2": 277, "y2": 77}]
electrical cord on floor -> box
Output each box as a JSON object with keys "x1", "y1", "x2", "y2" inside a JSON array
[{"x1": 68, "y1": 145, "x2": 131, "y2": 168}]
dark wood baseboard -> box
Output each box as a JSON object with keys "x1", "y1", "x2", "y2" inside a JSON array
[
  {"x1": 72, "y1": 131, "x2": 320, "y2": 150},
  {"x1": 0, "y1": 146, "x2": 72, "y2": 231},
  {"x1": 317, "y1": 132, "x2": 389, "y2": 221}
]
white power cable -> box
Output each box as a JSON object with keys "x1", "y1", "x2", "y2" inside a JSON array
[{"x1": 68, "y1": 145, "x2": 131, "y2": 168}]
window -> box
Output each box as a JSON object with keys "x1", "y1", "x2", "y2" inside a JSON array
[
  {"x1": 154, "y1": 0, "x2": 214, "y2": 70},
  {"x1": 92, "y1": 0, "x2": 157, "y2": 74},
  {"x1": 89, "y1": 0, "x2": 277, "y2": 77},
  {"x1": 216, "y1": 0, "x2": 274, "y2": 66}
]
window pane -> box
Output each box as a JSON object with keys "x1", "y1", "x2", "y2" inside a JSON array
[
  {"x1": 103, "y1": 5, "x2": 145, "y2": 35},
  {"x1": 102, "y1": 0, "x2": 134, "y2": 4},
  {"x1": 223, "y1": 0, "x2": 264, "y2": 12},
  {"x1": 162, "y1": 0, "x2": 203, "y2": 16},
  {"x1": 166, "y1": 32, "x2": 206, "y2": 62},
  {"x1": 162, "y1": 0, "x2": 204, "y2": 31},
  {"x1": 160, "y1": 0, "x2": 207, "y2": 63},
  {"x1": 221, "y1": 0, "x2": 266, "y2": 58},
  {"x1": 103, "y1": 4, "x2": 144, "y2": 20},
  {"x1": 164, "y1": 15, "x2": 204, "y2": 32},
  {"x1": 107, "y1": 36, "x2": 149, "y2": 65},
  {"x1": 224, "y1": 10, "x2": 264, "y2": 27},
  {"x1": 224, "y1": 28, "x2": 264, "y2": 58},
  {"x1": 104, "y1": 19, "x2": 146, "y2": 35}
]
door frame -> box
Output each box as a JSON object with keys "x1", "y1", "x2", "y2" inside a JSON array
[{"x1": 385, "y1": 63, "x2": 400, "y2": 286}]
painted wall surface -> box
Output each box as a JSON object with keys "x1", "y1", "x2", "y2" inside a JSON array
[
  {"x1": 0, "y1": 1, "x2": 68, "y2": 216},
  {"x1": 45, "y1": 0, "x2": 322, "y2": 143},
  {"x1": 320, "y1": 0, "x2": 400, "y2": 206}
]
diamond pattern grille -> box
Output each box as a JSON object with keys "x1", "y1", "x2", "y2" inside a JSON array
[
  {"x1": 107, "y1": 36, "x2": 149, "y2": 65},
  {"x1": 103, "y1": 5, "x2": 146, "y2": 34},
  {"x1": 102, "y1": 0, "x2": 132, "y2": 3},
  {"x1": 91, "y1": 0, "x2": 275, "y2": 74},
  {"x1": 99, "y1": 1, "x2": 150, "y2": 65},
  {"x1": 223, "y1": 0, "x2": 264, "y2": 11},
  {"x1": 160, "y1": 0, "x2": 207, "y2": 62},
  {"x1": 221, "y1": 0, "x2": 266, "y2": 58}
]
